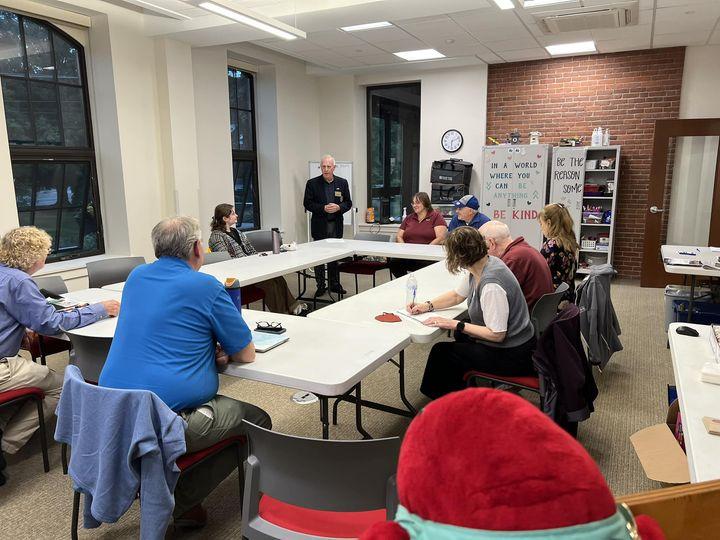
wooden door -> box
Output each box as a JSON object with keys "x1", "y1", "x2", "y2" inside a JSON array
[{"x1": 641, "y1": 119, "x2": 720, "y2": 287}]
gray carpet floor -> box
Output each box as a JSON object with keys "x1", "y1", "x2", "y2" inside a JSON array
[{"x1": 0, "y1": 274, "x2": 674, "y2": 539}]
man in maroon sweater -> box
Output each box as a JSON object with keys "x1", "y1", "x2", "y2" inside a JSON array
[{"x1": 479, "y1": 221, "x2": 554, "y2": 308}]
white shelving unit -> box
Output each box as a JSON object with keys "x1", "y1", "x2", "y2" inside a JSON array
[
  {"x1": 549, "y1": 145, "x2": 620, "y2": 275},
  {"x1": 577, "y1": 145, "x2": 620, "y2": 274}
]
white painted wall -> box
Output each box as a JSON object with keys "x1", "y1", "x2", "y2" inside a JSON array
[{"x1": 679, "y1": 45, "x2": 720, "y2": 119}]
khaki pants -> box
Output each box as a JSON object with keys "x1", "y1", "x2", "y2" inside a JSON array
[
  {"x1": 255, "y1": 277, "x2": 298, "y2": 314},
  {"x1": 0, "y1": 355, "x2": 63, "y2": 454},
  {"x1": 174, "y1": 395, "x2": 271, "y2": 517}
]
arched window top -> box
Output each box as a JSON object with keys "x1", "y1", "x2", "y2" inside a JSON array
[{"x1": 0, "y1": 9, "x2": 89, "y2": 148}]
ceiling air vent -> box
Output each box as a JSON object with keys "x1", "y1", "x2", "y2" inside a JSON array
[{"x1": 536, "y1": 2, "x2": 638, "y2": 34}]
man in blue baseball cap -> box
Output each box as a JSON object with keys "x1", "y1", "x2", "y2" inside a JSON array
[{"x1": 447, "y1": 194, "x2": 490, "y2": 232}]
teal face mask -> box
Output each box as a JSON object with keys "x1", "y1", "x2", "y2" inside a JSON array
[{"x1": 394, "y1": 503, "x2": 640, "y2": 540}]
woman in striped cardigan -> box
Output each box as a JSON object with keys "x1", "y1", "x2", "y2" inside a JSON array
[{"x1": 209, "y1": 204, "x2": 305, "y2": 315}]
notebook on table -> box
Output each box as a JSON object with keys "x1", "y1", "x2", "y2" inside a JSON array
[{"x1": 251, "y1": 330, "x2": 289, "y2": 353}]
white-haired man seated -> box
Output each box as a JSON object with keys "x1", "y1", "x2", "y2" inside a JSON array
[{"x1": 479, "y1": 220, "x2": 554, "y2": 309}]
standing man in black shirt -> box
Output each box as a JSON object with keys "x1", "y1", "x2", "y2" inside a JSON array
[{"x1": 303, "y1": 154, "x2": 352, "y2": 297}]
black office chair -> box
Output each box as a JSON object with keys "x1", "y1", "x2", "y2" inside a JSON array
[
  {"x1": 244, "y1": 230, "x2": 275, "y2": 253},
  {"x1": 86, "y1": 257, "x2": 145, "y2": 289},
  {"x1": 67, "y1": 333, "x2": 113, "y2": 385},
  {"x1": 241, "y1": 420, "x2": 400, "y2": 539}
]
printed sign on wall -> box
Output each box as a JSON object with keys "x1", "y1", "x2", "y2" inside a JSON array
[
  {"x1": 480, "y1": 145, "x2": 550, "y2": 249},
  {"x1": 549, "y1": 146, "x2": 585, "y2": 240}
]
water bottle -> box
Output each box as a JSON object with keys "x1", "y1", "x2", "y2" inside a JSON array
[
  {"x1": 271, "y1": 227, "x2": 281, "y2": 254},
  {"x1": 224, "y1": 278, "x2": 242, "y2": 311},
  {"x1": 405, "y1": 273, "x2": 418, "y2": 307},
  {"x1": 602, "y1": 128, "x2": 610, "y2": 146},
  {"x1": 402, "y1": 206, "x2": 407, "y2": 221}
]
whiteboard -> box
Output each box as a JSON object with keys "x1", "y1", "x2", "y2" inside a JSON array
[
  {"x1": 308, "y1": 161, "x2": 353, "y2": 226},
  {"x1": 480, "y1": 145, "x2": 550, "y2": 249}
]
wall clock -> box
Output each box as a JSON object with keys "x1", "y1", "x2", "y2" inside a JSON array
[{"x1": 441, "y1": 129, "x2": 463, "y2": 153}]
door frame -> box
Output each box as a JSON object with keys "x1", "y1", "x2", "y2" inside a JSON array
[{"x1": 641, "y1": 118, "x2": 720, "y2": 287}]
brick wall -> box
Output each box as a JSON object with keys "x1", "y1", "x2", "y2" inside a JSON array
[{"x1": 486, "y1": 47, "x2": 685, "y2": 278}]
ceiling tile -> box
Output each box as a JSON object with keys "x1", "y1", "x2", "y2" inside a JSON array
[
  {"x1": 347, "y1": 25, "x2": 413, "y2": 43},
  {"x1": 653, "y1": 30, "x2": 712, "y2": 47},
  {"x1": 331, "y1": 43, "x2": 387, "y2": 57},
  {"x1": 535, "y1": 30, "x2": 593, "y2": 46},
  {"x1": 419, "y1": 32, "x2": 479, "y2": 49},
  {"x1": 450, "y1": 8, "x2": 526, "y2": 31},
  {"x1": 463, "y1": 26, "x2": 533, "y2": 43},
  {"x1": 299, "y1": 49, "x2": 367, "y2": 68},
  {"x1": 357, "y1": 53, "x2": 406, "y2": 65},
  {"x1": 258, "y1": 38, "x2": 325, "y2": 52},
  {"x1": 476, "y1": 51, "x2": 505, "y2": 64},
  {"x1": 372, "y1": 37, "x2": 429, "y2": 53},
  {"x1": 711, "y1": 28, "x2": 720, "y2": 44},
  {"x1": 306, "y1": 29, "x2": 366, "y2": 48},
  {"x1": 591, "y1": 24, "x2": 652, "y2": 42},
  {"x1": 595, "y1": 34, "x2": 652, "y2": 53},
  {"x1": 434, "y1": 41, "x2": 493, "y2": 58},
  {"x1": 397, "y1": 16, "x2": 474, "y2": 40},
  {"x1": 498, "y1": 47, "x2": 550, "y2": 62},
  {"x1": 656, "y1": 0, "x2": 720, "y2": 7},
  {"x1": 654, "y1": 4, "x2": 720, "y2": 34},
  {"x1": 485, "y1": 37, "x2": 541, "y2": 52}
]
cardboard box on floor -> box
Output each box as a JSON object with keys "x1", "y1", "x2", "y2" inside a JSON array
[{"x1": 631, "y1": 402, "x2": 690, "y2": 484}]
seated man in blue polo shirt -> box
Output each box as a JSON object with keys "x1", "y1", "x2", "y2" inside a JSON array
[
  {"x1": 447, "y1": 195, "x2": 490, "y2": 232},
  {"x1": 99, "y1": 216, "x2": 271, "y2": 530}
]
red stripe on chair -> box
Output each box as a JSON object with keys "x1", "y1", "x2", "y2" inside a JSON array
[
  {"x1": 258, "y1": 495, "x2": 386, "y2": 538},
  {"x1": 0, "y1": 387, "x2": 45, "y2": 403},
  {"x1": 463, "y1": 371, "x2": 540, "y2": 390},
  {"x1": 176, "y1": 436, "x2": 246, "y2": 471}
]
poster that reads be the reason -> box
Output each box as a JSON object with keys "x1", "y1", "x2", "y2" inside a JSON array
[{"x1": 480, "y1": 145, "x2": 550, "y2": 249}]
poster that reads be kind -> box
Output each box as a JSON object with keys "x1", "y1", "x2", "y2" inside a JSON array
[
  {"x1": 549, "y1": 146, "x2": 585, "y2": 240},
  {"x1": 480, "y1": 145, "x2": 550, "y2": 249}
]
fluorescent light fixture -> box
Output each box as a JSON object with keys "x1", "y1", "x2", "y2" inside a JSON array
[
  {"x1": 341, "y1": 21, "x2": 392, "y2": 32},
  {"x1": 523, "y1": 0, "x2": 575, "y2": 7},
  {"x1": 546, "y1": 40, "x2": 596, "y2": 55},
  {"x1": 492, "y1": 0, "x2": 515, "y2": 9},
  {"x1": 197, "y1": 0, "x2": 306, "y2": 40},
  {"x1": 393, "y1": 49, "x2": 446, "y2": 61}
]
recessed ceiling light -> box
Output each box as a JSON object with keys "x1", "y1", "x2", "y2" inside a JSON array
[
  {"x1": 341, "y1": 21, "x2": 393, "y2": 32},
  {"x1": 393, "y1": 49, "x2": 446, "y2": 61},
  {"x1": 522, "y1": 0, "x2": 575, "y2": 7},
  {"x1": 197, "y1": 0, "x2": 304, "y2": 40},
  {"x1": 445, "y1": 38, "x2": 455, "y2": 44},
  {"x1": 492, "y1": 0, "x2": 515, "y2": 9},
  {"x1": 545, "y1": 40, "x2": 596, "y2": 55}
]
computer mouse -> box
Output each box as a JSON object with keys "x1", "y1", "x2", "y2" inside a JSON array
[{"x1": 676, "y1": 325, "x2": 699, "y2": 337}]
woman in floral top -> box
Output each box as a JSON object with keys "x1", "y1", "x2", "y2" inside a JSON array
[{"x1": 538, "y1": 203, "x2": 578, "y2": 303}]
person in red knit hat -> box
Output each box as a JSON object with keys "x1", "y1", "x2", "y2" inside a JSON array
[{"x1": 362, "y1": 388, "x2": 664, "y2": 540}]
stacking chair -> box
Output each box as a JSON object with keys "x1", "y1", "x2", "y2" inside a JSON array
[
  {"x1": 338, "y1": 233, "x2": 392, "y2": 294},
  {"x1": 0, "y1": 387, "x2": 49, "y2": 473},
  {"x1": 86, "y1": 256, "x2": 145, "y2": 289},
  {"x1": 20, "y1": 276, "x2": 71, "y2": 365},
  {"x1": 245, "y1": 230, "x2": 274, "y2": 252},
  {"x1": 464, "y1": 282, "x2": 570, "y2": 395},
  {"x1": 241, "y1": 420, "x2": 400, "y2": 539},
  {"x1": 203, "y1": 251, "x2": 231, "y2": 264},
  {"x1": 67, "y1": 333, "x2": 113, "y2": 384},
  {"x1": 56, "y1": 366, "x2": 246, "y2": 539}
]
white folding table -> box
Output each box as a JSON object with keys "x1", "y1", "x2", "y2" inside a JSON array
[
  {"x1": 661, "y1": 245, "x2": 720, "y2": 322},
  {"x1": 309, "y1": 260, "x2": 467, "y2": 422},
  {"x1": 63, "y1": 302, "x2": 411, "y2": 439},
  {"x1": 668, "y1": 323, "x2": 720, "y2": 482}
]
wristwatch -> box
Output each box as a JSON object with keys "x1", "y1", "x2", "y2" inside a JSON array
[
  {"x1": 456, "y1": 321, "x2": 466, "y2": 333},
  {"x1": 426, "y1": 301, "x2": 434, "y2": 312}
]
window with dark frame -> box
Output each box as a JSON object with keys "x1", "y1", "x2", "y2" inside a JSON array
[
  {"x1": 228, "y1": 66, "x2": 260, "y2": 231},
  {"x1": 0, "y1": 9, "x2": 104, "y2": 261},
  {"x1": 367, "y1": 83, "x2": 420, "y2": 224}
]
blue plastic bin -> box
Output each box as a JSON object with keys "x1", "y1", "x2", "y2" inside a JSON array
[{"x1": 672, "y1": 299, "x2": 720, "y2": 325}]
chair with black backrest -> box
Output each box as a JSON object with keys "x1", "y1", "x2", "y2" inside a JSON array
[
  {"x1": 244, "y1": 230, "x2": 274, "y2": 253},
  {"x1": 241, "y1": 420, "x2": 400, "y2": 539},
  {"x1": 338, "y1": 233, "x2": 392, "y2": 295},
  {"x1": 464, "y1": 282, "x2": 570, "y2": 397},
  {"x1": 20, "y1": 276, "x2": 72, "y2": 366},
  {"x1": 86, "y1": 257, "x2": 145, "y2": 289},
  {"x1": 203, "y1": 251, "x2": 231, "y2": 265}
]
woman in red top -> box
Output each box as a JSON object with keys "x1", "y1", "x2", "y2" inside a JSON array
[{"x1": 389, "y1": 192, "x2": 448, "y2": 277}]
